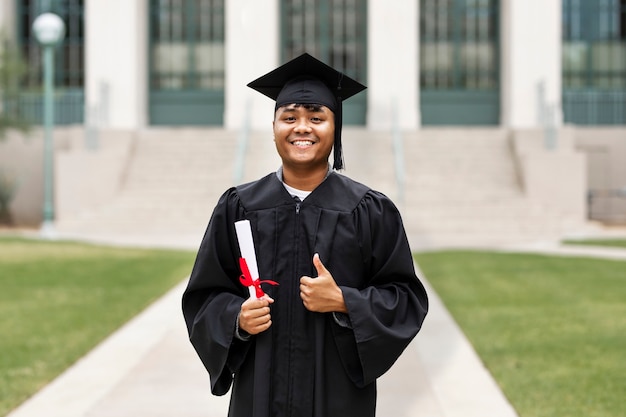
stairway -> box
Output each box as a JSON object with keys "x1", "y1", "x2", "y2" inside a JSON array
[
  {"x1": 401, "y1": 129, "x2": 575, "y2": 248},
  {"x1": 340, "y1": 128, "x2": 579, "y2": 248},
  {"x1": 55, "y1": 129, "x2": 240, "y2": 244},
  {"x1": 56, "y1": 127, "x2": 582, "y2": 249}
]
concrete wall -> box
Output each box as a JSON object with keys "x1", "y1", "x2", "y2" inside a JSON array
[
  {"x1": 511, "y1": 128, "x2": 587, "y2": 223},
  {"x1": 574, "y1": 128, "x2": 626, "y2": 224}
]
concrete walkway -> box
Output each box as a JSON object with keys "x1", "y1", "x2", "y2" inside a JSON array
[{"x1": 6, "y1": 234, "x2": 625, "y2": 417}]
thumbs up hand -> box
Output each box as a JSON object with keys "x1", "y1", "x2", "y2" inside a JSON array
[{"x1": 300, "y1": 253, "x2": 347, "y2": 313}]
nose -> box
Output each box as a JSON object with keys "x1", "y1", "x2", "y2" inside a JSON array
[{"x1": 293, "y1": 118, "x2": 312, "y2": 133}]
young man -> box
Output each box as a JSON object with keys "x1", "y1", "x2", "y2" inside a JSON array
[{"x1": 182, "y1": 53, "x2": 428, "y2": 417}]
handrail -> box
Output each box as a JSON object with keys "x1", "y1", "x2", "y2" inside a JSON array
[
  {"x1": 537, "y1": 80, "x2": 558, "y2": 150},
  {"x1": 85, "y1": 81, "x2": 109, "y2": 150}
]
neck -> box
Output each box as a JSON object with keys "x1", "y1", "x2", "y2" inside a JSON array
[{"x1": 281, "y1": 163, "x2": 330, "y2": 191}]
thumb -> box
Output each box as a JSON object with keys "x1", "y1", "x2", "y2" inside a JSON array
[
  {"x1": 261, "y1": 295, "x2": 275, "y2": 304},
  {"x1": 313, "y1": 253, "x2": 328, "y2": 277}
]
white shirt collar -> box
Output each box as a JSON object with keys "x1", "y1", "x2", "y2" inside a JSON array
[{"x1": 275, "y1": 165, "x2": 332, "y2": 201}]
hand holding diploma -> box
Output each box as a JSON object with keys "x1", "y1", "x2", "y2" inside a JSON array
[
  {"x1": 300, "y1": 254, "x2": 347, "y2": 313},
  {"x1": 235, "y1": 220, "x2": 278, "y2": 336},
  {"x1": 239, "y1": 295, "x2": 274, "y2": 335}
]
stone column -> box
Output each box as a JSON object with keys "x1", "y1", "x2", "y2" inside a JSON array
[
  {"x1": 84, "y1": 0, "x2": 148, "y2": 130},
  {"x1": 367, "y1": 0, "x2": 420, "y2": 130},
  {"x1": 501, "y1": 0, "x2": 562, "y2": 129},
  {"x1": 224, "y1": 0, "x2": 280, "y2": 131}
]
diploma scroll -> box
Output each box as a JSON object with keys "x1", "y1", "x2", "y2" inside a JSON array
[
  {"x1": 235, "y1": 220, "x2": 260, "y2": 299},
  {"x1": 235, "y1": 220, "x2": 278, "y2": 299}
]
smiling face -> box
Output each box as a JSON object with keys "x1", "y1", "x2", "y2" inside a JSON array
[{"x1": 273, "y1": 103, "x2": 335, "y2": 174}]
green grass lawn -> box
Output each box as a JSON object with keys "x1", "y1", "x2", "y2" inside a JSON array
[
  {"x1": 562, "y1": 238, "x2": 626, "y2": 249},
  {"x1": 414, "y1": 250, "x2": 626, "y2": 417},
  {"x1": 0, "y1": 237, "x2": 196, "y2": 416}
]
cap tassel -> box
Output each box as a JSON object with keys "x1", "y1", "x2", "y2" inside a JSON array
[
  {"x1": 332, "y1": 104, "x2": 344, "y2": 170},
  {"x1": 333, "y1": 137, "x2": 343, "y2": 170}
]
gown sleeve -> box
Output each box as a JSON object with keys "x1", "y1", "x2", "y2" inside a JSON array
[
  {"x1": 182, "y1": 188, "x2": 251, "y2": 395},
  {"x1": 336, "y1": 191, "x2": 429, "y2": 387}
]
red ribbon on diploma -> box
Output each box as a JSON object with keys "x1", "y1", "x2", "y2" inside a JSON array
[{"x1": 239, "y1": 257, "x2": 278, "y2": 298}]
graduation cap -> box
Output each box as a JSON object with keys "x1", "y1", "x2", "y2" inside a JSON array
[{"x1": 247, "y1": 53, "x2": 366, "y2": 170}]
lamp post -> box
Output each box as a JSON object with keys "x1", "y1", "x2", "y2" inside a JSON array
[{"x1": 32, "y1": 13, "x2": 65, "y2": 238}]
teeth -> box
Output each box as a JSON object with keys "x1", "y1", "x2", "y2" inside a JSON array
[{"x1": 293, "y1": 140, "x2": 314, "y2": 146}]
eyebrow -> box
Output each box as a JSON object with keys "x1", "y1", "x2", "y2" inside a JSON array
[{"x1": 281, "y1": 104, "x2": 324, "y2": 113}]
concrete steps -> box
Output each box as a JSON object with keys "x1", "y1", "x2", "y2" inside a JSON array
[
  {"x1": 400, "y1": 129, "x2": 576, "y2": 247},
  {"x1": 56, "y1": 127, "x2": 583, "y2": 248},
  {"x1": 56, "y1": 128, "x2": 239, "y2": 237}
]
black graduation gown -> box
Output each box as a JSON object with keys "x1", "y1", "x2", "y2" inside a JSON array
[{"x1": 182, "y1": 172, "x2": 428, "y2": 417}]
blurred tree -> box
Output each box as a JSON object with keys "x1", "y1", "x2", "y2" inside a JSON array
[
  {"x1": 0, "y1": 36, "x2": 30, "y2": 138},
  {"x1": 0, "y1": 168, "x2": 18, "y2": 225},
  {"x1": 0, "y1": 36, "x2": 30, "y2": 225}
]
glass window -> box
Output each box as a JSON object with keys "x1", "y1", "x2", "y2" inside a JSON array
[
  {"x1": 563, "y1": 0, "x2": 626, "y2": 89},
  {"x1": 281, "y1": 0, "x2": 367, "y2": 84},
  {"x1": 420, "y1": 0, "x2": 499, "y2": 90},
  {"x1": 149, "y1": 0, "x2": 225, "y2": 91}
]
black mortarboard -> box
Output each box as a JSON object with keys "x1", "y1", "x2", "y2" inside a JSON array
[{"x1": 247, "y1": 53, "x2": 366, "y2": 170}]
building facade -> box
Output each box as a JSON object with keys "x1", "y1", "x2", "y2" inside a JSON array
[
  {"x1": 3, "y1": 0, "x2": 624, "y2": 131},
  {"x1": 1, "y1": 0, "x2": 625, "y2": 227}
]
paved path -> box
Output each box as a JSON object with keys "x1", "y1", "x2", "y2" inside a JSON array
[
  {"x1": 6, "y1": 234, "x2": 626, "y2": 417},
  {"x1": 6, "y1": 268, "x2": 517, "y2": 417}
]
